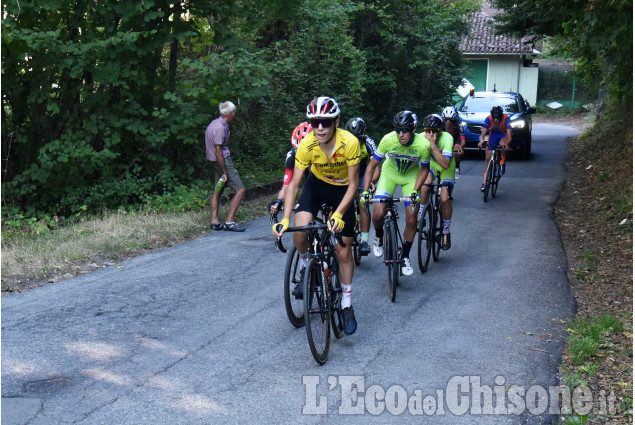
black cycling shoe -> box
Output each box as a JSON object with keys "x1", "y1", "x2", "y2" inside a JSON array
[
  {"x1": 341, "y1": 306, "x2": 357, "y2": 335},
  {"x1": 292, "y1": 268, "x2": 305, "y2": 299},
  {"x1": 442, "y1": 232, "x2": 451, "y2": 250},
  {"x1": 480, "y1": 183, "x2": 486, "y2": 193},
  {"x1": 210, "y1": 222, "x2": 225, "y2": 231},
  {"x1": 359, "y1": 241, "x2": 371, "y2": 255}
]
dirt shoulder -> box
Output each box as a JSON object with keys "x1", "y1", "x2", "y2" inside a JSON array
[{"x1": 551, "y1": 113, "x2": 633, "y2": 424}]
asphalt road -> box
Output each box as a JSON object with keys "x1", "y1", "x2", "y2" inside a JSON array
[{"x1": 2, "y1": 123, "x2": 581, "y2": 425}]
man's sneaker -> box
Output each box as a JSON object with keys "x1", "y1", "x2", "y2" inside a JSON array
[
  {"x1": 499, "y1": 164, "x2": 505, "y2": 175},
  {"x1": 341, "y1": 306, "x2": 357, "y2": 335},
  {"x1": 373, "y1": 236, "x2": 383, "y2": 257},
  {"x1": 360, "y1": 241, "x2": 371, "y2": 255},
  {"x1": 223, "y1": 222, "x2": 246, "y2": 232},
  {"x1": 292, "y1": 267, "x2": 306, "y2": 299},
  {"x1": 442, "y1": 232, "x2": 451, "y2": 250},
  {"x1": 401, "y1": 257, "x2": 413, "y2": 276},
  {"x1": 480, "y1": 183, "x2": 486, "y2": 193},
  {"x1": 210, "y1": 222, "x2": 225, "y2": 231}
]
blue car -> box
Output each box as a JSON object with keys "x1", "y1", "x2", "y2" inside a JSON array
[{"x1": 457, "y1": 91, "x2": 536, "y2": 159}]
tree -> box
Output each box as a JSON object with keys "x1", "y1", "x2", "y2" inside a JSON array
[{"x1": 489, "y1": 0, "x2": 632, "y2": 102}]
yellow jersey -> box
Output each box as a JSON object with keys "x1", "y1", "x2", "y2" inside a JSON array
[{"x1": 295, "y1": 128, "x2": 361, "y2": 186}]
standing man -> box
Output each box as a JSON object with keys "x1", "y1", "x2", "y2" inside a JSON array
[{"x1": 206, "y1": 101, "x2": 247, "y2": 232}]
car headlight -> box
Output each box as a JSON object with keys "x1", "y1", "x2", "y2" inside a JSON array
[{"x1": 510, "y1": 120, "x2": 525, "y2": 129}]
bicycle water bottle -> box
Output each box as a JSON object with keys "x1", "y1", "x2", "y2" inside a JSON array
[{"x1": 215, "y1": 177, "x2": 226, "y2": 192}]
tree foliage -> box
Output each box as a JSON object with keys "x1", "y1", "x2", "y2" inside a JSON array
[
  {"x1": 2, "y1": 0, "x2": 477, "y2": 220},
  {"x1": 490, "y1": 0, "x2": 632, "y2": 102}
]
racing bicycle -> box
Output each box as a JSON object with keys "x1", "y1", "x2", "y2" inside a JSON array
[
  {"x1": 366, "y1": 196, "x2": 415, "y2": 302},
  {"x1": 275, "y1": 215, "x2": 346, "y2": 365},
  {"x1": 481, "y1": 144, "x2": 509, "y2": 203},
  {"x1": 417, "y1": 174, "x2": 450, "y2": 273}
]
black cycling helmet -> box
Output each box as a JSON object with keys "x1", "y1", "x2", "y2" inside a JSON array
[
  {"x1": 422, "y1": 113, "x2": 443, "y2": 130},
  {"x1": 490, "y1": 106, "x2": 503, "y2": 119},
  {"x1": 345, "y1": 117, "x2": 367, "y2": 137},
  {"x1": 393, "y1": 111, "x2": 418, "y2": 131}
]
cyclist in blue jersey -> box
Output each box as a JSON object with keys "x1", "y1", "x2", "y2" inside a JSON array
[{"x1": 478, "y1": 106, "x2": 512, "y2": 192}]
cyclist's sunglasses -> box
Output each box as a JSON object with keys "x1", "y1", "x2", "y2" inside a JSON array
[
  {"x1": 394, "y1": 127, "x2": 412, "y2": 134},
  {"x1": 310, "y1": 118, "x2": 335, "y2": 128},
  {"x1": 424, "y1": 128, "x2": 441, "y2": 135}
]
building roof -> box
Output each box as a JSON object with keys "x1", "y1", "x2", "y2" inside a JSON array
[{"x1": 460, "y1": 12, "x2": 541, "y2": 55}]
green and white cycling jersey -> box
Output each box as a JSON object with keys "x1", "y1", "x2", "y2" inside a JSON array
[
  {"x1": 372, "y1": 132, "x2": 431, "y2": 204},
  {"x1": 427, "y1": 131, "x2": 456, "y2": 185},
  {"x1": 373, "y1": 132, "x2": 431, "y2": 174}
]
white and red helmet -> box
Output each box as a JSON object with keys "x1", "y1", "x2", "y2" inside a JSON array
[
  {"x1": 291, "y1": 122, "x2": 313, "y2": 148},
  {"x1": 306, "y1": 96, "x2": 340, "y2": 119}
]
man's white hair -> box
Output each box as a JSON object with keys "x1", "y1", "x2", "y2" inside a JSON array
[{"x1": 219, "y1": 101, "x2": 236, "y2": 116}]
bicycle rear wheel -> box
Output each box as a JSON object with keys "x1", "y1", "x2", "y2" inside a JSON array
[
  {"x1": 327, "y1": 255, "x2": 343, "y2": 339},
  {"x1": 432, "y1": 202, "x2": 442, "y2": 262},
  {"x1": 304, "y1": 259, "x2": 331, "y2": 364},
  {"x1": 385, "y1": 220, "x2": 399, "y2": 302},
  {"x1": 417, "y1": 203, "x2": 433, "y2": 273},
  {"x1": 283, "y1": 247, "x2": 304, "y2": 327},
  {"x1": 483, "y1": 161, "x2": 493, "y2": 203}
]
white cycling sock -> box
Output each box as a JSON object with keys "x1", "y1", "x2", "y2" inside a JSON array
[
  {"x1": 300, "y1": 252, "x2": 310, "y2": 269},
  {"x1": 341, "y1": 283, "x2": 352, "y2": 309}
]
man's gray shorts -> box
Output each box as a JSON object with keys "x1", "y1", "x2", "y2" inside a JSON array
[{"x1": 211, "y1": 155, "x2": 244, "y2": 192}]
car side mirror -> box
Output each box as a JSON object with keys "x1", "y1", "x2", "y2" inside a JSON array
[{"x1": 527, "y1": 107, "x2": 536, "y2": 114}]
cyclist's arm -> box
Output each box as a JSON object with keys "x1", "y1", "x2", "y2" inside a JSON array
[
  {"x1": 502, "y1": 127, "x2": 513, "y2": 147},
  {"x1": 430, "y1": 141, "x2": 451, "y2": 170},
  {"x1": 282, "y1": 166, "x2": 304, "y2": 222},
  {"x1": 336, "y1": 163, "x2": 360, "y2": 217},
  {"x1": 413, "y1": 165, "x2": 430, "y2": 193},
  {"x1": 478, "y1": 127, "x2": 488, "y2": 147},
  {"x1": 362, "y1": 157, "x2": 380, "y2": 192}
]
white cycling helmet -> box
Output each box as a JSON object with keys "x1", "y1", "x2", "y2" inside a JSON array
[
  {"x1": 306, "y1": 96, "x2": 341, "y2": 119},
  {"x1": 441, "y1": 106, "x2": 458, "y2": 120}
]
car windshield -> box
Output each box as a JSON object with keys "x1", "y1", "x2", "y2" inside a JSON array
[{"x1": 460, "y1": 96, "x2": 520, "y2": 113}]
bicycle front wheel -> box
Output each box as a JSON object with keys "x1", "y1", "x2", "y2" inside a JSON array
[
  {"x1": 417, "y1": 203, "x2": 433, "y2": 273},
  {"x1": 484, "y1": 161, "x2": 493, "y2": 203},
  {"x1": 432, "y1": 202, "x2": 442, "y2": 262},
  {"x1": 492, "y1": 164, "x2": 499, "y2": 197},
  {"x1": 283, "y1": 247, "x2": 304, "y2": 328},
  {"x1": 327, "y1": 254, "x2": 343, "y2": 339},
  {"x1": 304, "y1": 259, "x2": 331, "y2": 365},
  {"x1": 385, "y1": 220, "x2": 399, "y2": 302},
  {"x1": 353, "y1": 224, "x2": 362, "y2": 266}
]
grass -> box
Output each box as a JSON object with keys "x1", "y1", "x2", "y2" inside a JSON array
[
  {"x1": 1, "y1": 195, "x2": 272, "y2": 289},
  {"x1": 567, "y1": 314, "x2": 623, "y2": 366}
]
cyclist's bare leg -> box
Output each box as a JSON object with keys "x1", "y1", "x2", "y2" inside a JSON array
[
  {"x1": 371, "y1": 202, "x2": 386, "y2": 230},
  {"x1": 336, "y1": 238, "x2": 354, "y2": 284},
  {"x1": 420, "y1": 173, "x2": 434, "y2": 204},
  {"x1": 358, "y1": 197, "x2": 371, "y2": 233},
  {"x1": 441, "y1": 187, "x2": 452, "y2": 220},
  {"x1": 483, "y1": 150, "x2": 493, "y2": 176},
  {"x1": 403, "y1": 205, "x2": 418, "y2": 242},
  {"x1": 292, "y1": 211, "x2": 313, "y2": 255}
]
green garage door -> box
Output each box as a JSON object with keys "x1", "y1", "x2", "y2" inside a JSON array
[{"x1": 465, "y1": 59, "x2": 488, "y2": 91}]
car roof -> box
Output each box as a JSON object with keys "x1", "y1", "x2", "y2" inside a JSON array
[{"x1": 469, "y1": 91, "x2": 520, "y2": 97}]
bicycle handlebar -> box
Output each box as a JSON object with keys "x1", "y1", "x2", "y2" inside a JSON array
[
  {"x1": 274, "y1": 221, "x2": 346, "y2": 253},
  {"x1": 368, "y1": 197, "x2": 413, "y2": 204}
]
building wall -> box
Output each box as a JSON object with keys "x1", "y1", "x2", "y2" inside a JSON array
[{"x1": 464, "y1": 55, "x2": 539, "y2": 106}]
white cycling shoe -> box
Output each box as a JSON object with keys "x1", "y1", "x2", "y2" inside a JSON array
[
  {"x1": 373, "y1": 236, "x2": 383, "y2": 257},
  {"x1": 401, "y1": 258, "x2": 414, "y2": 276}
]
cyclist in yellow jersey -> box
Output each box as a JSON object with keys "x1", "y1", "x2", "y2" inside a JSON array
[{"x1": 272, "y1": 96, "x2": 361, "y2": 335}]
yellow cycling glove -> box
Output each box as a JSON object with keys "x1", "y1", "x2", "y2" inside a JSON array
[
  {"x1": 330, "y1": 211, "x2": 345, "y2": 233},
  {"x1": 272, "y1": 217, "x2": 289, "y2": 236}
]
